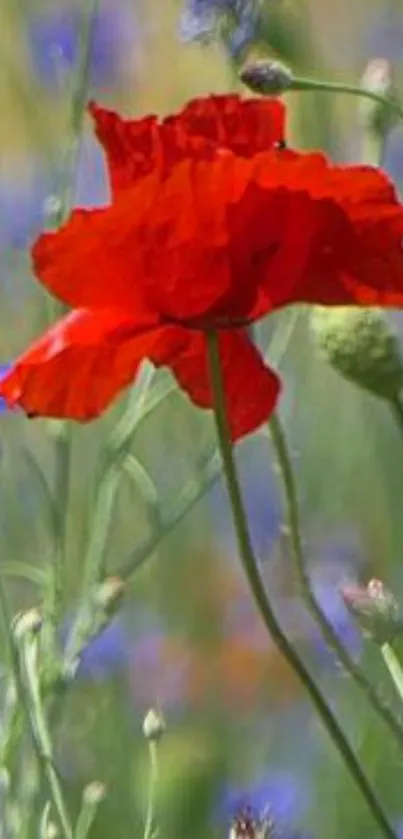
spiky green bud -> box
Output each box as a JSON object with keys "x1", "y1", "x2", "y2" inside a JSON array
[
  {"x1": 240, "y1": 60, "x2": 294, "y2": 96},
  {"x1": 310, "y1": 307, "x2": 403, "y2": 400},
  {"x1": 341, "y1": 579, "x2": 403, "y2": 645}
]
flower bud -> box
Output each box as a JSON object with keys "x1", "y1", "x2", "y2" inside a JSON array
[
  {"x1": 92, "y1": 577, "x2": 125, "y2": 617},
  {"x1": 83, "y1": 781, "x2": 107, "y2": 806},
  {"x1": 240, "y1": 60, "x2": 294, "y2": 96},
  {"x1": 310, "y1": 306, "x2": 403, "y2": 401},
  {"x1": 340, "y1": 578, "x2": 403, "y2": 645},
  {"x1": 359, "y1": 58, "x2": 397, "y2": 137},
  {"x1": 45, "y1": 822, "x2": 58, "y2": 839},
  {"x1": 13, "y1": 608, "x2": 42, "y2": 641},
  {"x1": 142, "y1": 708, "x2": 166, "y2": 742}
]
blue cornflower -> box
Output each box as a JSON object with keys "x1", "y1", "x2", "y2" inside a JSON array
[
  {"x1": 27, "y1": 1, "x2": 135, "y2": 89},
  {"x1": 180, "y1": 0, "x2": 262, "y2": 58},
  {"x1": 219, "y1": 769, "x2": 310, "y2": 834}
]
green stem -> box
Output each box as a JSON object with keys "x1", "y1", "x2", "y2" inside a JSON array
[
  {"x1": 268, "y1": 412, "x2": 403, "y2": 751},
  {"x1": 144, "y1": 742, "x2": 158, "y2": 839},
  {"x1": 291, "y1": 76, "x2": 403, "y2": 122},
  {"x1": 206, "y1": 331, "x2": 395, "y2": 839},
  {"x1": 381, "y1": 644, "x2": 403, "y2": 705},
  {"x1": 390, "y1": 396, "x2": 403, "y2": 444}
]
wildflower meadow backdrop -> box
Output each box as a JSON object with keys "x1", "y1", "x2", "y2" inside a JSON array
[{"x1": 1, "y1": 1, "x2": 403, "y2": 838}]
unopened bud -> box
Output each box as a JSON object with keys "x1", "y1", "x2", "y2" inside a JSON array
[
  {"x1": 142, "y1": 708, "x2": 166, "y2": 742},
  {"x1": 93, "y1": 577, "x2": 125, "y2": 616},
  {"x1": 240, "y1": 60, "x2": 294, "y2": 96},
  {"x1": 341, "y1": 578, "x2": 403, "y2": 645},
  {"x1": 45, "y1": 822, "x2": 58, "y2": 839},
  {"x1": 310, "y1": 307, "x2": 403, "y2": 401},
  {"x1": 13, "y1": 608, "x2": 42, "y2": 641},
  {"x1": 360, "y1": 59, "x2": 397, "y2": 137},
  {"x1": 83, "y1": 781, "x2": 107, "y2": 806}
]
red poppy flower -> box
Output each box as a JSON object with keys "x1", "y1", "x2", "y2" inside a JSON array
[{"x1": 1, "y1": 94, "x2": 403, "y2": 441}]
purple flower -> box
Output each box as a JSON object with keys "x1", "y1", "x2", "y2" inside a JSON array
[
  {"x1": 76, "y1": 618, "x2": 130, "y2": 681},
  {"x1": 179, "y1": 0, "x2": 262, "y2": 58},
  {"x1": 27, "y1": 1, "x2": 136, "y2": 89}
]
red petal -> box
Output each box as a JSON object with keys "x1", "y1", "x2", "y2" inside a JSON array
[
  {"x1": 32, "y1": 196, "x2": 157, "y2": 314},
  {"x1": 0, "y1": 308, "x2": 178, "y2": 421},
  {"x1": 171, "y1": 94, "x2": 285, "y2": 157},
  {"x1": 242, "y1": 151, "x2": 403, "y2": 311},
  {"x1": 168, "y1": 330, "x2": 281, "y2": 441},
  {"x1": 89, "y1": 95, "x2": 285, "y2": 197}
]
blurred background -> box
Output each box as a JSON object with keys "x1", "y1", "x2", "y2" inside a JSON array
[{"x1": 1, "y1": 1, "x2": 403, "y2": 838}]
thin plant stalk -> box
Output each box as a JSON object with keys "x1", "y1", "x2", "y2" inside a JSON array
[
  {"x1": 17, "y1": 632, "x2": 73, "y2": 839},
  {"x1": 289, "y1": 76, "x2": 403, "y2": 122},
  {"x1": 46, "y1": 0, "x2": 100, "y2": 629},
  {"x1": 144, "y1": 742, "x2": 159, "y2": 839},
  {"x1": 268, "y1": 412, "x2": 403, "y2": 751},
  {"x1": 381, "y1": 643, "x2": 403, "y2": 705},
  {"x1": 206, "y1": 330, "x2": 396, "y2": 839},
  {"x1": 390, "y1": 395, "x2": 403, "y2": 445}
]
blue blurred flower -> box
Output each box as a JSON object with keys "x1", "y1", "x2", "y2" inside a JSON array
[
  {"x1": 302, "y1": 536, "x2": 364, "y2": 665},
  {"x1": 27, "y1": 1, "x2": 136, "y2": 89},
  {"x1": 179, "y1": 0, "x2": 262, "y2": 58},
  {"x1": 219, "y1": 768, "x2": 310, "y2": 831},
  {"x1": 0, "y1": 168, "x2": 49, "y2": 251},
  {"x1": 365, "y1": 8, "x2": 403, "y2": 63},
  {"x1": 384, "y1": 127, "x2": 403, "y2": 194},
  {"x1": 129, "y1": 623, "x2": 192, "y2": 713},
  {"x1": 76, "y1": 618, "x2": 130, "y2": 681},
  {"x1": 210, "y1": 436, "x2": 281, "y2": 558},
  {"x1": 0, "y1": 366, "x2": 11, "y2": 414},
  {"x1": 0, "y1": 129, "x2": 109, "y2": 254}
]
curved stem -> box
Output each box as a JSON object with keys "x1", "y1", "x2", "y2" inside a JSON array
[
  {"x1": 206, "y1": 331, "x2": 395, "y2": 839},
  {"x1": 291, "y1": 76, "x2": 403, "y2": 122},
  {"x1": 268, "y1": 412, "x2": 403, "y2": 751}
]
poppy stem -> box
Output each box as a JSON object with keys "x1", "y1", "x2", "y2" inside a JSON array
[
  {"x1": 268, "y1": 411, "x2": 403, "y2": 751},
  {"x1": 206, "y1": 330, "x2": 396, "y2": 839},
  {"x1": 290, "y1": 77, "x2": 403, "y2": 123}
]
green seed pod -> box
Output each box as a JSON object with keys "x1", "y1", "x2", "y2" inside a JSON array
[{"x1": 310, "y1": 306, "x2": 403, "y2": 400}]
